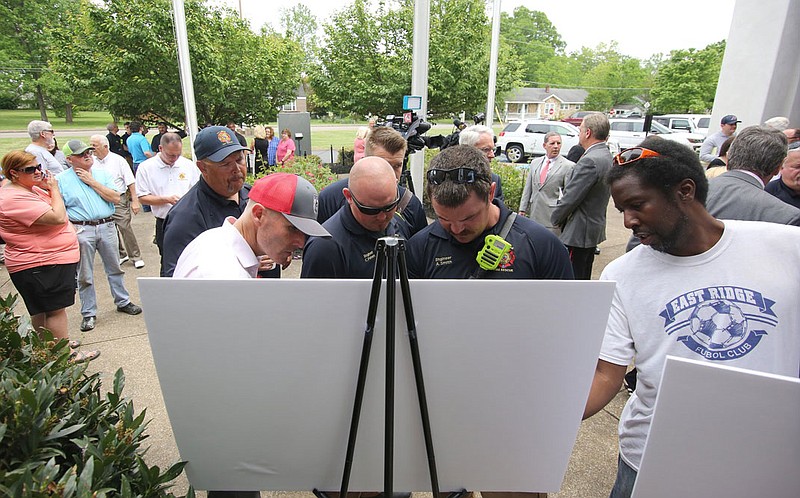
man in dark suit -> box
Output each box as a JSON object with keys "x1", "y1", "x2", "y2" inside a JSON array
[
  {"x1": 551, "y1": 112, "x2": 613, "y2": 279},
  {"x1": 705, "y1": 125, "x2": 800, "y2": 226},
  {"x1": 766, "y1": 149, "x2": 800, "y2": 209}
]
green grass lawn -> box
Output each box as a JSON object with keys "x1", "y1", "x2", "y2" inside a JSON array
[{"x1": 0, "y1": 110, "x2": 115, "y2": 131}]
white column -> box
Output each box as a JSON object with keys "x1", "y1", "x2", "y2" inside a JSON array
[
  {"x1": 485, "y1": 0, "x2": 502, "y2": 125},
  {"x1": 410, "y1": 0, "x2": 430, "y2": 198},
  {"x1": 712, "y1": 0, "x2": 800, "y2": 130},
  {"x1": 171, "y1": 0, "x2": 199, "y2": 161}
]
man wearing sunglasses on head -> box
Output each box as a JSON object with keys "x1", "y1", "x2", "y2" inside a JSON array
[
  {"x1": 301, "y1": 157, "x2": 403, "y2": 278},
  {"x1": 584, "y1": 137, "x2": 800, "y2": 498},
  {"x1": 406, "y1": 145, "x2": 572, "y2": 280}
]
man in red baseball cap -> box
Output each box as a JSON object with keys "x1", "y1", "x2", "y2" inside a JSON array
[{"x1": 174, "y1": 173, "x2": 330, "y2": 278}]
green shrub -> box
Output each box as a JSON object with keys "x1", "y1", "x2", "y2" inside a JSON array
[
  {"x1": 491, "y1": 161, "x2": 526, "y2": 212},
  {"x1": 0, "y1": 294, "x2": 192, "y2": 498},
  {"x1": 267, "y1": 155, "x2": 338, "y2": 193}
]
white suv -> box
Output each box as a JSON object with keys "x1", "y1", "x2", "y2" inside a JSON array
[
  {"x1": 497, "y1": 120, "x2": 581, "y2": 163},
  {"x1": 609, "y1": 118, "x2": 703, "y2": 152}
]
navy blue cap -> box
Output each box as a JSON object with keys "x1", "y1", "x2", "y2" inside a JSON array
[
  {"x1": 721, "y1": 115, "x2": 741, "y2": 125},
  {"x1": 194, "y1": 126, "x2": 248, "y2": 162}
]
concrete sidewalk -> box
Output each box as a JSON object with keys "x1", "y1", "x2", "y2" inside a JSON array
[{"x1": 0, "y1": 202, "x2": 630, "y2": 498}]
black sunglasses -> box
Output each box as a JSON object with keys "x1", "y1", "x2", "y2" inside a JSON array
[
  {"x1": 17, "y1": 164, "x2": 43, "y2": 174},
  {"x1": 426, "y1": 167, "x2": 488, "y2": 185},
  {"x1": 350, "y1": 188, "x2": 400, "y2": 215}
]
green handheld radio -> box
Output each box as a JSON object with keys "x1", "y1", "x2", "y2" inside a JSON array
[{"x1": 476, "y1": 234, "x2": 513, "y2": 271}]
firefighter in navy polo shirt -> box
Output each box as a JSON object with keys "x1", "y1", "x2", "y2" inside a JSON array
[
  {"x1": 406, "y1": 145, "x2": 573, "y2": 280},
  {"x1": 301, "y1": 156, "x2": 404, "y2": 278}
]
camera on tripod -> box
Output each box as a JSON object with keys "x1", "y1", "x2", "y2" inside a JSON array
[{"x1": 377, "y1": 111, "x2": 432, "y2": 153}]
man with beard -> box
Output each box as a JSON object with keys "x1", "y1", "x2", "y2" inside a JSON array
[
  {"x1": 25, "y1": 120, "x2": 65, "y2": 175},
  {"x1": 161, "y1": 125, "x2": 251, "y2": 277},
  {"x1": 406, "y1": 145, "x2": 572, "y2": 280},
  {"x1": 583, "y1": 136, "x2": 800, "y2": 498}
]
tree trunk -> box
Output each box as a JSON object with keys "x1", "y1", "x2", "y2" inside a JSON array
[
  {"x1": 65, "y1": 103, "x2": 74, "y2": 123},
  {"x1": 36, "y1": 84, "x2": 48, "y2": 122}
]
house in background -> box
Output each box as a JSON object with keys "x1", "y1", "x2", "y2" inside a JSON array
[
  {"x1": 503, "y1": 87, "x2": 588, "y2": 121},
  {"x1": 281, "y1": 82, "x2": 308, "y2": 113}
]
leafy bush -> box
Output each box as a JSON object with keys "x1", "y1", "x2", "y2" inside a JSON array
[
  {"x1": 491, "y1": 161, "x2": 526, "y2": 212},
  {"x1": 269, "y1": 155, "x2": 338, "y2": 193},
  {"x1": 0, "y1": 294, "x2": 192, "y2": 498}
]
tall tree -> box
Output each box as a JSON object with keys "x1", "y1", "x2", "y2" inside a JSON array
[
  {"x1": 310, "y1": 0, "x2": 521, "y2": 118},
  {"x1": 650, "y1": 41, "x2": 725, "y2": 114},
  {"x1": 87, "y1": 0, "x2": 302, "y2": 126},
  {"x1": 500, "y1": 7, "x2": 565, "y2": 84},
  {"x1": 280, "y1": 3, "x2": 318, "y2": 73},
  {"x1": 0, "y1": 0, "x2": 81, "y2": 119}
]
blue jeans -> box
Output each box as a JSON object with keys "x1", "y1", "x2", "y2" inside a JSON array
[
  {"x1": 609, "y1": 455, "x2": 638, "y2": 498},
  {"x1": 76, "y1": 221, "x2": 131, "y2": 317}
]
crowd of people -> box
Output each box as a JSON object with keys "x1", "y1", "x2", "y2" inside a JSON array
[{"x1": 1, "y1": 110, "x2": 799, "y2": 497}]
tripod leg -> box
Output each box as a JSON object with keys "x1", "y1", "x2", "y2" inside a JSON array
[
  {"x1": 338, "y1": 240, "x2": 388, "y2": 497},
  {"x1": 384, "y1": 239, "x2": 398, "y2": 498},
  {"x1": 397, "y1": 241, "x2": 440, "y2": 497}
]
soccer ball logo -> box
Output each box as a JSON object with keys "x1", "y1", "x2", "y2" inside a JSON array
[{"x1": 689, "y1": 300, "x2": 748, "y2": 349}]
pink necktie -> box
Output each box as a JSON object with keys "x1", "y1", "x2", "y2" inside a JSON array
[{"x1": 539, "y1": 158, "x2": 550, "y2": 184}]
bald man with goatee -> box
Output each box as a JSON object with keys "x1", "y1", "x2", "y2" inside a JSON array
[{"x1": 301, "y1": 156, "x2": 403, "y2": 278}]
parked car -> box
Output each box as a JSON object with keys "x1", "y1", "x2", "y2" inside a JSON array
[
  {"x1": 652, "y1": 115, "x2": 700, "y2": 134},
  {"x1": 497, "y1": 120, "x2": 582, "y2": 163},
  {"x1": 562, "y1": 110, "x2": 598, "y2": 127},
  {"x1": 693, "y1": 115, "x2": 712, "y2": 136},
  {"x1": 609, "y1": 118, "x2": 703, "y2": 152}
]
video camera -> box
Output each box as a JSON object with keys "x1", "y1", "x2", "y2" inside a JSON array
[{"x1": 376, "y1": 111, "x2": 432, "y2": 153}]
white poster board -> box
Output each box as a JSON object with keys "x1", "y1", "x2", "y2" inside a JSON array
[
  {"x1": 139, "y1": 278, "x2": 614, "y2": 492},
  {"x1": 633, "y1": 356, "x2": 800, "y2": 498}
]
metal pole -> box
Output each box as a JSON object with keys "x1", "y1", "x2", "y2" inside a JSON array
[
  {"x1": 486, "y1": 0, "x2": 502, "y2": 126},
  {"x1": 410, "y1": 0, "x2": 430, "y2": 200},
  {"x1": 384, "y1": 237, "x2": 399, "y2": 498},
  {"x1": 171, "y1": 0, "x2": 199, "y2": 161}
]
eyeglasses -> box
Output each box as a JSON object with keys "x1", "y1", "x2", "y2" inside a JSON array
[
  {"x1": 614, "y1": 147, "x2": 661, "y2": 166},
  {"x1": 16, "y1": 164, "x2": 43, "y2": 174},
  {"x1": 426, "y1": 167, "x2": 488, "y2": 185},
  {"x1": 41, "y1": 129, "x2": 54, "y2": 134},
  {"x1": 349, "y1": 188, "x2": 400, "y2": 215},
  {"x1": 478, "y1": 146, "x2": 494, "y2": 154},
  {"x1": 72, "y1": 150, "x2": 93, "y2": 158}
]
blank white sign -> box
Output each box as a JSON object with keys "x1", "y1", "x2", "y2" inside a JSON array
[
  {"x1": 139, "y1": 278, "x2": 614, "y2": 492},
  {"x1": 633, "y1": 356, "x2": 800, "y2": 498}
]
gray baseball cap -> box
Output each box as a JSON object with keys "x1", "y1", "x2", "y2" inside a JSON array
[{"x1": 248, "y1": 173, "x2": 330, "y2": 238}]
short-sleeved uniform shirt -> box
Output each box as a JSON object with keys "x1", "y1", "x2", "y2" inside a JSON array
[
  {"x1": 135, "y1": 154, "x2": 201, "y2": 219},
  {"x1": 406, "y1": 200, "x2": 574, "y2": 280},
  {"x1": 301, "y1": 204, "x2": 405, "y2": 279},
  {"x1": 317, "y1": 178, "x2": 428, "y2": 237}
]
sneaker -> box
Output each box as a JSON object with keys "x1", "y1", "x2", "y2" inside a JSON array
[
  {"x1": 80, "y1": 316, "x2": 96, "y2": 331},
  {"x1": 134, "y1": 260, "x2": 145, "y2": 269},
  {"x1": 119, "y1": 256, "x2": 130, "y2": 265},
  {"x1": 117, "y1": 302, "x2": 142, "y2": 315}
]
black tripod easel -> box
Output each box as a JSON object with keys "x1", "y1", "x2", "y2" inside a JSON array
[{"x1": 313, "y1": 236, "x2": 465, "y2": 498}]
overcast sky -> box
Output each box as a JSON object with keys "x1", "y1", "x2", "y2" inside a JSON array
[{"x1": 214, "y1": 0, "x2": 735, "y2": 60}]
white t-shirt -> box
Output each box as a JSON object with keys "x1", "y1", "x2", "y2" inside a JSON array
[
  {"x1": 25, "y1": 143, "x2": 65, "y2": 175},
  {"x1": 93, "y1": 152, "x2": 133, "y2": 193},
  {"x1": 599, "y1": 219, "x2": 800, "y2": 471},
  {"x1": 135, "y1": 154, "x2": 200, "y2": 219},
  {"x1": 173, "y1": 217, "x2": 259, "y2": 279}
]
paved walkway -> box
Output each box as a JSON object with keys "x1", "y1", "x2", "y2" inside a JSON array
[{"x1": 0, "y1": 200, "x2": 630, "y2": 497}]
